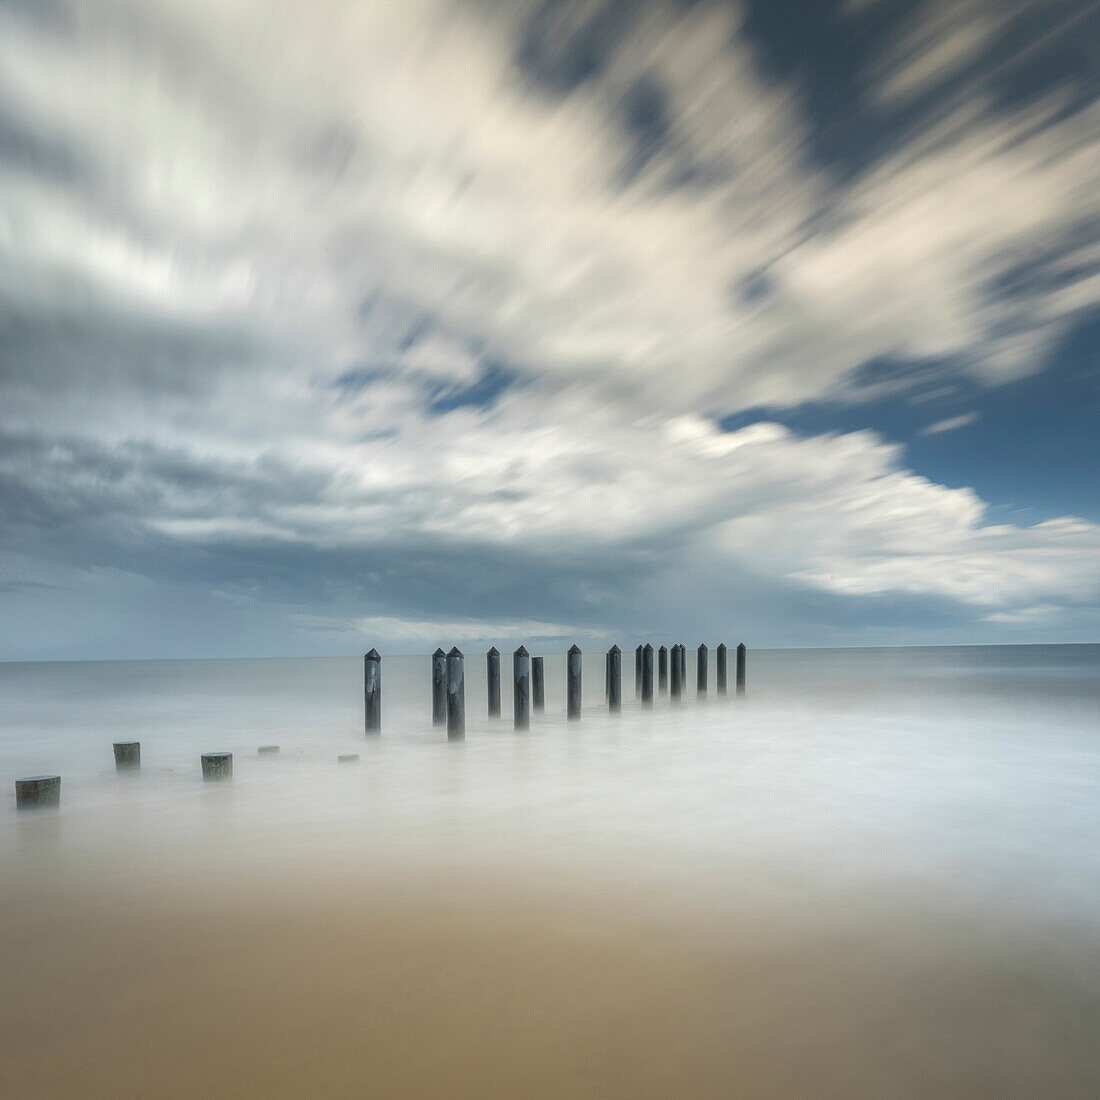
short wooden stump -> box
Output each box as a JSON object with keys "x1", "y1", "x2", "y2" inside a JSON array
[
  {"x1": 200, "y1": 752, "x2": 233, "y2": 782},
  {"x1": 16, "y1": 775, "x2": 61, "y2": 810}
]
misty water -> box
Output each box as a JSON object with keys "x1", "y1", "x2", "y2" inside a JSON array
[{"x1": 3, "y1": 645, "x2": 1100, "y2": 1096}]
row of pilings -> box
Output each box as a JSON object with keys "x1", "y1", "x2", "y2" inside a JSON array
[{"x1": 364, "y1": 642, "x2": 747, "y2": 740}]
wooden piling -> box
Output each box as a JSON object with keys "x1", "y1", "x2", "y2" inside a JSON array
[
  {"x1": 697, "y1": 644, "x2": 708, "y2": 698},
  {"x1": 487, "y1": 647, "x2": 501, "y2": 718},
  {"x1": 15, "y1": 775, "x2": 60, "y2": 810},
  {"x1": 567, "y1": 644, "x2": 582, "y2": 720},
  {"x1": 200, "y1": 752, "x2": 232, "y2": 782},
  {"x1": 513, "y1": 646, "x2": 530, "y2": 730},
  {"x1": 532, "y1": 656, "x2": 545, "y2": 712},
  {"x1": 364, "y1": 649, "x2": 381, "y2": 734},
  {"x1": 736, "y1": 642, "x2": 747, "y2": 696},
  {"x1": 258, "y1": 745, "x2": 279, "y2": 755},
  {"x1": 635, "y1": 645, "x2": 642, "y2": 698},
  {"x1": 642, "y1": 643, "x2": 654, "y2": 707},
  {"x1": 432, "y1": 648, "x2": 446, "y2": 727},
  {"x1": 658, "y1": 646, "x2": 668, "y2": 694},
  {"x1": 113, "y1": 741, "x2": 140, "y2": 771},
  {"x1": 608, "y1": 645, "x2": 621, "y2": 713},
  {"x1": 670, "y1": 644, "x2": 682, "y2": 701},
  {"x1": 446, "y1": 647, "x2": 465, "y2": 740},
  {"x1": 717, "y1": 643, "x2": 728, "y2": 695}
]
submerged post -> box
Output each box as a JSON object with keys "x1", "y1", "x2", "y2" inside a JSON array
[
  {"x1": 513, "y1": 646, "x2": 530, "y2": 730},
  {"x1": 200, "y1": 752, "x2": 232, "y2": 782},
  {"x1": 717, "y1": 643, "x2": 728, "y2": 696},
  {"x1": 446, "y1": 647, "x2": 465, "y2": 740},
  {"x1": 432, "y1": 648, "x2": 447, "y2": 727},
  {"x1": 641, "y1": 643, "x2": 654, "y2": 707},
  {"x1": 736, "y1": 642, "x2": 747, "y2": 696},
  {"x1": 567, "y1": 644, "x2": 582, "y2": 720},
  {"x1": 635, "y1": 645, "x2": 642, "y2": 698},
  {"x1": 697, "y1": 644, "x2": 708, "y2": 698},
  {"x1": 487, "y1": 647, "x2": 501, "y2": 718},
  {"x1": 608, "y1": 645, "x2": 621, "y2": 713},
  {"x1": 658, "y1": 646, "x2": 668, "y2": 694},
  {"x1": 532, "y1": 656, "x2": 545, "y2": 712},
  {"x1": 15, "y1": 775, "x2": 60, "y2": 810},
  {"x1": 113, "y1": 741, "x2": 140, "y2": 772},
  {"x1": 364, "y1": 649, "x2": 381, "y2": 734},
  {"x1": 670, "y1": 644, "x2": 682, "y2": 701}
]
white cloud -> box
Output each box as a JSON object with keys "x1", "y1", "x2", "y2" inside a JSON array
[{"x1": 919, "y1": 412, "x2": 980, "y2": 435}]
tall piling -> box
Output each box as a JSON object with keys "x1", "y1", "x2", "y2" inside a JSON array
[
  {"x1": 608, "y1": 645, "x2": 621, "y2": 713},
  {"x1": 567, "y1": 644, "x2": 582, "y2": 720},
  {"x1": 736, "y1": 642, "x2": 747, "y2": 696},
  {"x1": 697, "y1": 644, "x2": 708, "y2": 698},
  {"x1": 15, "y1": 775, "x2": 60, "y2": 810},
  {"x1": 670, "y1": 644, "x2": 682, "y2": 701},
  {"x1": 432, "y1": 648, "x2": 447, "y2": 726},
  {"x1": 642, "y1": 643, "x2": 654, "y2": 707},
  {"x1": 364, "y1": 649, "x2": 381, "y2": 734},
  {"x1": 658, "y1": 646, "x2": 668, "y2": 694},
  {"x1": 446, "y1": 647, "x2": 465, "y2": 740},
  {"x1": 113, "y1": 741, "x2": 140, "y2": 772},
  {"x1": 487, "y1": 647, "x2": 501, "y2": 718},
  {"x1": 513, "y1": 646, "x2": 530, "y2": 730},
  {"x1": 532, "y1": 656, "x2": 545, "y2": 712},
  {"x1": 717, "y1": 643, "x2": 728, "y2": 696},
  {"x1": 634, "y1": 645, "x2": 642, "y2": 699}
]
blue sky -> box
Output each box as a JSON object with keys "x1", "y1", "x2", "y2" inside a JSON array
[{"x1": 0, "y1": 0, "x2": 1098, "y2": 659}]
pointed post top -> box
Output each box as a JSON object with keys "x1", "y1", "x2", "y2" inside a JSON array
[
  {"x1": 698, "y1": 642, "x2": 707, "y2": 650},
  {"x1": 643, "y1": 643, "x2": 653, "y2": 653},
  {"x1": 514, "y1": 644, "x2": 528, "y2": 656},
  {"x1": 448, "y1": 646, "x2": 463, "y2": 658},
  {"x1": 433, "y1": 647, "x2": 445, "y2": 657},
  {"x1": 717, "y1": 642, "x2": 726, "y2": 652},
  {"x1": 737, "y1": 641, "x2": 746, "y2": 651},
  {"x1": 365, "y1": 648, "x2": 381, "y2": 660},
  {"x1": 487, "y1": 646, "x2": 499, "y2": 656},
  {"x1": 608, "y1": 644, "x2": 620, "y2": 654},
  {"x1": 568, "y1": 644, "x2": 582, "y2": 654},
  {"x1": 658, "y1": 645, "x2": 667, "y2": 653}
]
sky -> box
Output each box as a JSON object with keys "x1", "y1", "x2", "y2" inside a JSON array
[{"x1": 1, "y1": 0, "x2": 1098, "y2": 660}]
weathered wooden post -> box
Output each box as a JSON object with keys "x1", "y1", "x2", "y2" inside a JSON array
[
  {"x1": 670, "y1": 644, "x2": 682, "y2": 701},
  {"x1": 658, "y1": 646, "x2": 668, "y2": 694},
  {"x1": 697, "y1": 643, "x2": 708, "y2": 698},
  {"x1": 567, "y1": 644, "x2": 582, "y2": 720},
  {"x1": 432, "y1": 648, "x2": 447, "y2": 727},
  {"x1": 513, "y1": 645, "x2": 530, "y2": 730},
  {"x1": 364, "y1": 649, "x2": 381, "y2": 734},
  {"x1": 532, "y1": 656, "x2": 545, "y2": 712},
  {"x1": 15, "y1": 775, "x2": 60, "y2": 810},
  {"x1": 201, "y1": 752, "x2": 232, "y2": 782},
  {"x1": 487, "y1": 647, "x2": 501, "y2": 718},
  {"x1": 258, "y1": 745, "x2": 279, "y2": 755},
  {"x1": 446, "y1": 647, "x2": 465, "y2": 740},
  {"x1": 641, "y1": 643, "x2": 654, "y2": 707},
  {"x1": 608, "y1": 645, "x2": 621, "y2": 713},
  {"x1": 717, "y1": 643, "x2": 728, "y2": 695},
  {"x1": 635, "y1": 645, "x2": 642, "y2": 698},
  {"x1": 113, "y1": 741, "x2": 140, "y2": 771},
  {"x1": 605, "y1": 649, "x2": 610, "y2": 700},
  {"x1": 736, "y1": 642, "x2": 747, "y2": 696}
]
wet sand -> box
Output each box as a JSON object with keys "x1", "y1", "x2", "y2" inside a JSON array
[{"x1": 3, "y1": 859, "x2": 1100, "y2": 1099}]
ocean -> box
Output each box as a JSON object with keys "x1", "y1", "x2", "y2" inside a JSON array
[{"x1": 2, "y1": 644, "x2": 1099, "y2": 1097}]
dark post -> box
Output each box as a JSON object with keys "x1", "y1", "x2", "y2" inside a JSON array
[
  {"x1": 736, "y1": 642, "x2": 747, "y2": 696},
  {"x1": 15, "y1": 775, "x2": 60, "y2": 810},
  {"x1": 697, "y1": 644, "x2": 708, "y2": 698},
  {"x1": 608, "y1": 645, "x2": 621, "y2": 713},
  {"x1": 113, "y1": 741, "x2": 140, "y2": 771},
  {"x1": 364, "y1": 649, "x2": 381, "y2": 734},
  {"x1": 432, "y1": 648, "x2": 446, "y2": 727},
  {"x1": 634, "y1": 645, "x2": 642, "y2": 698},
  {"x1": 567, "y1": 644, "x2": 582, "y2": 720},
  {"x1": 258, "y1": 745, "x2": 279, "y2": 755},
  {"x1": 670, "y1": 643, "x2": 682, "y2": 701},
  {"x1": 658, "y1": 646, "x2": 668, "y2": 694},
  {"x1": 605, "y1": 650, "x2": 610, "y2": 700},
  {"x1": 487, "y1": 647, "x2": 501, "y2": 718},
  {"x1": 513, "y1": 646, "x2": 530, "y2": 730},
  {"x1": 446, "y1": 647, "x2": 465, "y2": 740},
  {"x1": 201, "y1": 752, "x2": 232, "y2": 782},
  {"x1": 532, "y1": 656, "x2": 545, "y2": 712},
  {"x1": 641, "y1": 643, "x2": 654, "y2": 707},
  {"x1": 717, "y1": 643, "x2": 728, "y2": 695}
]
